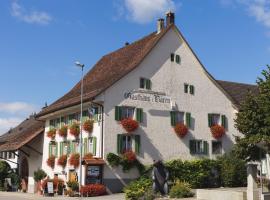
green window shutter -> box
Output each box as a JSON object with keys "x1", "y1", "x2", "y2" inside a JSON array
[
  {"x1": 49, "y1": 144, "x2": 52, "y2": 156},
  {"x1": 203, "y1": 141, "x2": 209, "y2": 155},
  {"x1": 190, "y1": 85, "x2": 194, "y2": 95},
  {"x1": 134, "y1": 135, "x2": 141, "y2": 154},
  {"x1": 208, "y1": 114, "x2": 213, "y2": 127},
  {"x1": 117, "y1": 134, "x2": 123, "y2": 154},
  {"x1": 186, "y1": 112, "x2": 191, "y2": 128},
  {"x1": 184, "y1": 84, "x2": 189, "y2": 93},
  {"x1": 221, "y1": 115, "x2": 226, "y2": 128},
  {"x1": 115, "y1": 106, "x2": 122, "y2": 121},
  {"x1": 93, "y1": 137, "x2": 97, "y2": 156},
  {"x1": 176, "y1": 55, "x2": 180, "y2": 64},
  {"x1": 55, "y1": 142, "x2": 58, "y2": 158},
  {"x1": 170, "y1": 111, "x2": 176, "y2": 126},
  {"x1": 60, "y1": 142, "x2": 63, "y2": 156},
  {"x1": 136, "y1": 108, "x2": 143, "y2": 123},
  {"x1": 170, "y1": 53, "x2": 175, "y2": 62},
  {"x1": 146, "y1": 79, "x2": 151, "y2": 90},
  {"x1": 189, "y1": 140, "x2": 195, "y2": 154}
]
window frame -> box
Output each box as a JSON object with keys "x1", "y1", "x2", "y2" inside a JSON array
[
  {"x1": 212, "y1": 141, "x2": 222, "y2": 154},
  {"x1": 121, "y1": 106, "x2": 135, "y2": 119},
  {"x1": 122, "y1": 135, "x2": 132, "y2": 153}
]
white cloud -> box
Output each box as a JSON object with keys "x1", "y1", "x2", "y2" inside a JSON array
[
  {"x1": 11, "y1": 1, "x2": 52, "y2": 25},
  {"x1": 0, "y1": 102, "x2": 37, "y2": 114},
  {"x1": 115, "y1": 0, "x2": 176, "y2": 24},
  {"x1": 0, "y1": 117, "x2": 22, "y2": 135}
]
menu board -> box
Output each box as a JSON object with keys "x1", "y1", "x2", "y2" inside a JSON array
[
  {"x1": 47, "y1": 182, "x2": 54, "y2": 194},
  {"x1": 87, "y1": 166, "x2": 100, "y2": 177}
]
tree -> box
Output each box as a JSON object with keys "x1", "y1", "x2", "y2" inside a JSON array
[
  {"x1": 0, "y1": 160, "x2": 11, "y2": 187},
  {"x1": 234, "y1": 65, "x2": 270, "y2": 161}
]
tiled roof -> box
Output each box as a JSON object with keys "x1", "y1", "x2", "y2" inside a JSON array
[
  {"x1": 216, "y1": 80, "x2": 259, "y2": 106},
  {"x1": 0, "y1": 116, "x2": 44, "y2": 151},
  {"x1": 37, "y1": 25, "x2": 173, "y2": 117}
]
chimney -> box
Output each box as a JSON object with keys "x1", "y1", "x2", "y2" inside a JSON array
[
  {"x1": 166, "y1": 11, "x2": 175, "y2": 27},
  {"x1": 157, "y1": 18, "x2": 164, "y2": 34}
]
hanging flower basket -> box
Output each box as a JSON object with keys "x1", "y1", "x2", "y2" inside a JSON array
[
  {"x1": 69, "y1": 153, "x2": 80, "y2": 168},
  {"x1": 47, "y1": 156, "x2": 55, "y2": 169},
  {"x1": 83, "y1": 153, "x2": 93, "y2": 160},
  {"x1": 47, "y1": 129, "x2": 56, "y2": 139},
  {"x1": 120, "y1": 118, "x2": 139, "y2": 133},
  {"x1": 210, "y1": 124, "x2": 225, "y2": 139},
  {"x1": 122, "y1": 151, "x2": 136, "y2": 163},
  {"x1": 174, "y1": 123, "x2": 188, "y2": 138},
  {"x1": 58, "y1": 126, "x2": 68, "y2": 138},
  {"x1": 57, "y1": 155, "x2": 67, "y2": 168},
  {"x1": 69, "y1": 123, "x2": 80, "y2": 137},
  {"x1": 83, "y1": 119, "x2": 94, "y2": 133}
]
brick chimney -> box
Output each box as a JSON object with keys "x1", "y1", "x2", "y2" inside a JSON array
[
  {"x1": 166, "y1": 11, "x2": 175, "y2": 27},
  {"x1": 157, "y1": 18, "x2": 165, "y2": 34}
]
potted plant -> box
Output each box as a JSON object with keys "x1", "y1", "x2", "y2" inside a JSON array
[
  {"x1": 46, "y1": 156, "x2": 55, "y2": 169},
  {"x1": 83, "y1": 119, "x2": 94, "y2": 133},
  {"x1": 34, "y1": 169, "x2": 47, "y2": 195},
  {"x1": 57, "y1": 155, "x2": 67, "y2": 168},
  {"x1": 67, "y1": 181, "x2": 79, "y2": 196},
  {"x1": 120, "y1": 118, "x2": 139, "y2": 133},
  {"x1": 210, "y1": 124, "x2": 225, "y2": 139},
  {"x1": 174, "y1": 123, "x2": 188, "y2": 138},
  {"x1": 122, "y1": 150, "x2": 136, "y2": 163},
  {"x1": 58, "y1": 125, "x2": 68, "y2": 138},
  {"x1": 47, "y1": 128, "x2": 56, "y2": 140},
  {"x1": 69, "y1": 123, "x2": 80, "y2": 137},
  {"x1": 69, "y1": 153, "x2": 80, "y2": 168},
  {"x1": 83, "y1": 153, "x2": 93, "y2": 160}
]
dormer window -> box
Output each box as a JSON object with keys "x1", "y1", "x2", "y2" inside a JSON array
[{"x1": 140, "y1": 78, "x2": 151, "y2": 90}]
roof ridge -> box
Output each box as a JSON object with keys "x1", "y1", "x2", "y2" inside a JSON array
[{"x1": 217, "y1": 80, "x2": 257, "y2": 87}]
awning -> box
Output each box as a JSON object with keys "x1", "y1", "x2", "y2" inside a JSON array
[{"x1": 84, "y1": 158, "x2": 106, "y2": 165}]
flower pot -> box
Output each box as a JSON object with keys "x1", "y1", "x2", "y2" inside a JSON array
[
  {"x1": 174, "y1": 123, "x2": 188, "y2": 138},
  {"x1": 210, "y1": 124, "x2": 225, "y2": 139},
  {"x1": 120, "y1": 118, "x2": 139, "y2": 133}
]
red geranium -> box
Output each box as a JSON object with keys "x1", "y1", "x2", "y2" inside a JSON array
[
  {"x1": 57, "y1": 155, "x2": 67, "y2": 168},
  {"x1": 210, "y1": 124, "x2": 225, "y2": 139},
  {"x1": 47, "y1": 129, "x2": 56, "y2": 139},
  {"x1": 69, "y1": 123, "x2": 80, "y2": 137},
  {"x1": 83, "y1": 120, "x2": 94, "y2": 133},
  {"x1": 83, "y1": 153, "x2": 93, "y2": 160},
  {"x1": 174, "y1": 123, "x2": 188, "y2": 138},
  {"x1": 122, "y1": 151, "x2": 136, "y2": 163},
  {"x1": 46, "y1": 156, "x2": 55, "y2": 169},
  {"x1": 58, "y1": 126, "x2": 68, "y2": 137},
  {"x1": 69, "y1": 153, "x2": 80, "y2": 168},
  {"x1": 120, "y1": 118, "x2": 139, "y2": 133},
  {"x1": 80, "y1": 184, "x2": 106, "y2": 197}
]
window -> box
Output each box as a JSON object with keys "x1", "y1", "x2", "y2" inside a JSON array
[
  {"x1": 88, "y1": 137, "x2": 94, "y2": 154},
  {"x1": 189, "y1": 85, "x2": 194, "y2": 95},
  {"x1": 68, "y1": 114, "x2": 76, "y2": 125},
  {"x1": 175, "y1": 55, "x2": 181, "y2": 64},
  {"x1": 60, "y1": 142, "x2": 70, "y2": 155},
  {"x1": 212, "y1": 141, "x2": 222, "y2": 154},
  {"x1": 170, "y1": 111, "x2": 191, "y2": 128},
  {"x1": 208, "y1": 114, "x2": 220, "y2": 127},
  {"x1": 60, "y1": 116, "x2": 67, "y2": 127},
  {"x1": 121, "y1": 107, "x2": 135, "y2": 119},
  {"x1": 184, "y1": 84, "x2": 195, "y2": 95},
  {"x1": 70, "y1": 141, "x2": 79, "y2": 153},
  {"x1": 184, "y1": 84, "x2": 189, "y2": 93},
  {"x1": 7, "y1": 152, "x2": 15, "y2": 159},
  {"x1": 170, "y1": 53, "x2": 175, "y2": 62},
  {"x1": 176, "y1": 112, "x2": 184, "y2": 124},
  {"x1": 140, "y1": 78, "x2": 151, "y2": 90},
  {"x1": 117, "y1": 134, "x2": 141, "y2": 154},
  {"x1": 49, "y1": 119, "x2": 56, "y2": 128},
  {"x1": 49, "y1": 142, "x2": 58, "y2": 157},
  {"x1": 55, "y1": 118, "x2": 60, "y2": 129},
  {"x1": 189, "y1": 140, "x2": 208, "y2": 155}
]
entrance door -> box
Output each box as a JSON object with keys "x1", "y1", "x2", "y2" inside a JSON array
[
  {"x1": 69, "y1": 170, "x2": 77, "y2": 182},
  {"x1": 20, "y1": 158, "x2": 29, "y2": 191},
  {"x1": 85, "y1": 165, "x2": 102, "y2": 184}
]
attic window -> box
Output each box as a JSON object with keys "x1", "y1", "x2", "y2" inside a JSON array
[{"x1": 140, "y1": 78, "x2": 151, "y2": 90}]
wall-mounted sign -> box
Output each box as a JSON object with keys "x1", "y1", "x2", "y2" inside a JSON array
[
  {"x1": 124, "y1": 91, "x2": 171, "y2": 104},
  {"x1": 47, "y1": 182, "x2": 54, "y2": 194}
]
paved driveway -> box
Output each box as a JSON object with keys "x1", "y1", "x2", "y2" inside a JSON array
[{"x1": 0, "y1": 192, "x2": 125, "y2": 200}]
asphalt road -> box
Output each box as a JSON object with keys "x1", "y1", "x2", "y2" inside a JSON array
[{"x1": 0, "y1": 192, "x2": 125, "y2": 200}]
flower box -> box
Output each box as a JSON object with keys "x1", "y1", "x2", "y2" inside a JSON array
[
  {"x1": 46, "y1": 156, "x2": 55, "y2": 169},
  {"x1": 174, "y1": 123, "x2": 188, "y2": 138},
  {"x1": 83, "y1": 119, "x2": 94, "y2": 133},
  {"x1": 210, "y1": 124, "x2": 225, "y2": 139},
  {"x1": 57, "y1": 154, "x2": 67, "y2": 168},
  {"x1": 122, "y1": 150, "x2": 136, "y2": 163},
  {"x1": 47, "y1": 129, "x2": 56, "y2": 139},
  {"x1": 58, "y1": 126, "x2": 68, "y2": 138},
  {"x1": 69, "y1": 153, "x2": 80, "y2": 168},
  {"x1": 120, "y1": 118, "x2": 139, "y2": 133},
  {"x1": 69, "y1": 123, "x2": 80, "y2": 137},
  {"x1": 80, "y1": 184, "x2": 106, "y2": 197}
]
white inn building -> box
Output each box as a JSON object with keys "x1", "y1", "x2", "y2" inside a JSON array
[{"x1": 0, "y1": 12, "x2": 258, "y2": 193}]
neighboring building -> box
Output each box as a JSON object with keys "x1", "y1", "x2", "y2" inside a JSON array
[
  {"x1": 1, "y1": 12, "x2": 258, "y2": 193},
  {"x1": 0, "y1": 115, "x2": 44, "y2": 193}
]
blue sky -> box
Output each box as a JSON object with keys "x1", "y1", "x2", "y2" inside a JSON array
[{"x1": 0, "y1": 0, "x2": 269, "y2": 133}]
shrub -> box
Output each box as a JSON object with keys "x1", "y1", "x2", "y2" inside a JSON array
[
  {"x1": 0, "y1": 161, "x2": 11, "y2": 187},
  {"x1": 169, "y1": 181, "x2": 194, "y2": 198},
  {"x1": 69, "y1": 153, "x2": 80, "y2": 168},
  {"x1": 174, "y1": 123, "x2": 188, "y2": 138},
  {"x1": 83, "y1": 119, "x2": 94, "y2": 133},
  {"x1": 7, "y1": 172, "x2": 20, "y2": 187},
  {"x1": 106, "y1": 153, "x2": 121, "y2": 167},
  {"x1": 46, "y1": 156, "x2": 55, "y2": 169},
  {"x1": 124, "y1": 177, "x2": 152, "y2": 200},
  {"x1": 210, "y1": 125, "x2": 225, "y2": 139},
  {"x1": 69, "y1": 123, "x2": 80, "y2": 137},
  {"x1": 217, "y1": 152, "x2": 247, "y2": 187},
  {"x1": 67, "y1": 180, "x2": 79, "y2": 192},
  {"x1": 58, "y1": 126, "x2": 68, "y2": 137},
  {"x1": 47, "y1": 128, "x2": 56, "y2": 139},
  {"x1": 120, "y1": 118, "x2": 139, "y2": 132},
  {"x1": 57, "y1": 155, "x2": 67, "y2": 168},
  {"x1": 34, "y1": 169, "x2": 47, "y2": 182},
  {"x1": 80, "y1": 184, "x2": 106, "y2": 197}
]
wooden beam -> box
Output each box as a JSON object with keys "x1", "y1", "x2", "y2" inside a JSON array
[
  {"x1": 19, "y1": 149, "x2": 30, "y2": 157},
  {"x1": 25, "y1": 144, "x2": 43, "y2": 155}
]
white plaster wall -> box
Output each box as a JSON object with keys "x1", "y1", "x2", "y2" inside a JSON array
[
  {"x1": 41, "y1": 109, "x2": 102, "y2": 185},
  {"x1": 101, "y1": 27, "x2": 241, "y2": 177},
  {"x1": 0, "y1": 151, "x2": 18, "y2": 170}
]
